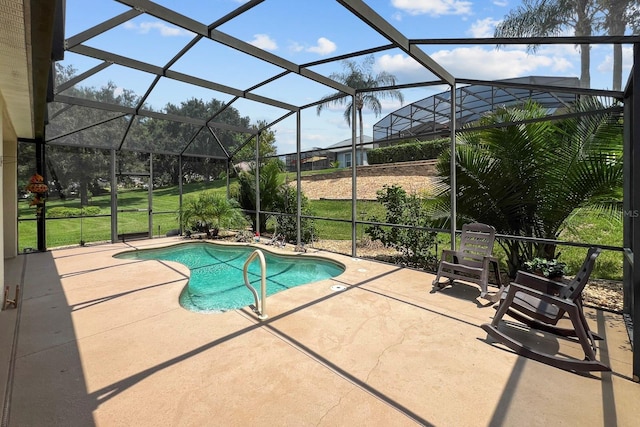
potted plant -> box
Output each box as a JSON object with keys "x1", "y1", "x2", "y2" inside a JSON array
[{"x1": 523, "y1": 257, "x2": 567, "y2": 280}]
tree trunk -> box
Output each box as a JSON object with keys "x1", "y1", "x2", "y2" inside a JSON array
[
  {"x1": 80, "y1": 180, "x2": 89, "y2": 206},
  {"x1": 608, "y1": 0, "x2": 627, "y2": 91},
  {"x1": 576, "y1": 0, "x2": 592, "y2": 88}
]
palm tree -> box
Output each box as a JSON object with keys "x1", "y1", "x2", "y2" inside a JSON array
[
  {"x1": 599, "y1": 0, "x2": 636, "y2": 90},
  {"x1": 496, "y1": 0, "x2": 637, "y2": 90},
  {"x1": 179, "y1": 192, "x2": 247, "y2": 237},
  {"x1": 235, "y1": 159, "x2": 285, "y2": 232},
  {"x1": 316, "y1": 55, "x2": 404, "y2": 166},
  {"x1": 494, "y1": 0, "x2": 601, "y2": 88},
  {"x1": 430, "y1": 99, "x2": 623, "y2": 277}
]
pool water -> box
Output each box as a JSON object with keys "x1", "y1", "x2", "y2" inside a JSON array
[{"x1": 114, "y1": 242, "x2": 345, "y2": 313}]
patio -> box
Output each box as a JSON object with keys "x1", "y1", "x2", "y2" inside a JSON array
[{"x1": 0, "y1": 237, "x2": 637, "y2": 426}]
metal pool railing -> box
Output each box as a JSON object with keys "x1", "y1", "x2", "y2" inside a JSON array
[{"x1": 243, "y1": 249, "x2": 268, "y2": 320}]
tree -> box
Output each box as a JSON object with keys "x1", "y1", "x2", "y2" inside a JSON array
[
  {"x1": 156, "y1": 97, "x2": 252, "y2": 184},
  {"x1": 366, "y1": 184, "x2": 438, "y2": 269},
  {"x1": 316, "y1": 55, "x2": 403, "y2": 165},
  {"x1": 430, "y1": 100, "x2": 623, "y2": 277},
  {"x1": 273, "y1": 185, "x2": 316, "y2": 244},
  {"x1": 494, "y1": 0, "x2": 601, "y2": 88},
  {"x1": 495, "y1": 0, "x2": 638, "y2": 90},
  {"x1": 232, "y1": 120, "x2": 278, "y2": 163},
  {"x1": 50, "y1": 63, "x2": 138, "y2": 204},
  {"x1": 598, "y1": 0, "x2": 638, "y2": 90},
  {"x1": 234, "y1": 159, "x2": 285, "y2": 232},
  {"x1": 179, "y1": 191, "x2": 247, "y2": 237}
]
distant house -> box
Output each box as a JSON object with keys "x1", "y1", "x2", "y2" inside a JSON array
[
  {"x1": 283, "y1": 135, "x2": 376, "y2": 172},
  {"x1": 326, "y1": 135, "x2": 374, "y2": 168}
]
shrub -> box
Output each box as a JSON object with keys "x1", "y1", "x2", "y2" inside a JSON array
[
  {"x1": 179, "y1": 192, "x2": 248, "y2": 237},
  {"x1": 273, "y1": 185, "x2": 316, "y2": 243},
  {"x1": 365, "y1": 184, "x2": 438, "y2": 269},
  {"x1": 47, "y1": 206, "x2": 101, "y2": 217},
  {"x1": 368, "y1": 138, "x2": 449, "y2": 164}
]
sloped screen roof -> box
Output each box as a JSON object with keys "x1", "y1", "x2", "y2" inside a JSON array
[{"x1": 47, "y1": 0, "x2": 632, "y2": 158}]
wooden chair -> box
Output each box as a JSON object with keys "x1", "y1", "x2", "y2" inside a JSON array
[
  {"x1": 481, "y1": 247, "x2": 610, "y2": 372},
  {"x1": 432, "y1": 222, "x2": 504, "y2": 302}
]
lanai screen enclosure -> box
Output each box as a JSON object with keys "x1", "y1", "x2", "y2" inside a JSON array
[{"x1": 18, "y1": 0, "x2": 640, "y2": 380}]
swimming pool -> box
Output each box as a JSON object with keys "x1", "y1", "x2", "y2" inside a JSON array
[{"x1": 114, "y1": 242, "x2": 345, "y2": 313}]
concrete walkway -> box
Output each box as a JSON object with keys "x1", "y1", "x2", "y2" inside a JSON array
[{"x1": 1, "y1": 237, "x2": 638, "y2": 426}]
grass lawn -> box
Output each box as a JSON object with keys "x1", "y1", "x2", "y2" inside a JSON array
[{"x1": 18, "y1": 176, "x2": 624, "y2": 280}]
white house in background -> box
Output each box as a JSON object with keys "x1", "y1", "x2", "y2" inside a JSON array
[{"x1": 326, "y1": 135, "x2": 375, "y2": 168}]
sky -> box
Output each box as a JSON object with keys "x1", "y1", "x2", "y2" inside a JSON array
[{"x1": 59, "y1": 0, "x2": 635, "y2": 155}]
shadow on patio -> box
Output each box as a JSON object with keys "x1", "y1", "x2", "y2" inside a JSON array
[{"x1": 1, "y1": 237, "x2": 638, "y2": 426}]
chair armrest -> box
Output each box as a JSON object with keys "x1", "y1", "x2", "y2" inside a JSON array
[
  {"x1": 440, "y1": 249, "x2": 462, "y2": 262},
  {"x1": 513, "y1": 270, "x2": 565, "y2": 295}
]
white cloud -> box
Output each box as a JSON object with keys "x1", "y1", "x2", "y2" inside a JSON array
[
  {"x1": 289, "y1": 41, "x2": 305, "y2": 53},
  {"x1": 468, "y1": 18, "x2": 500, "y2": 38},
  {"x1": 493, "y1": 0, "x2": 508, "y2": 6},
  {"x1": 377, "y1": 53, "x2": 429, "y2": 77},
  {"x1": 595, "y1": 45, "x2": 634, "y2": 89},
  {"x1": 597, "y1": 45, "x2": 634, "y2": 74},
  {"x1": 123, "y1": 21, "x2": 191, "y2": 37},
  {"x1": 377, "y1": 46, "x2": 577, "y2": 83},
  {"x1": 432, "y1": 47, "x2": 559, "y2": 80},
  {"x1": 391, "y1": 0, "x2": 473, "y2": 16},
  {"x1": 306, "y1": 37, "x2": 337, "y2": 55},
  {"x1": 248, "y1": 34, "x2": 278, "y2": 51}
]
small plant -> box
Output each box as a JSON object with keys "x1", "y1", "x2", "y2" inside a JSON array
[
  {"x1": 330, "y1": 160, "x2": 340, "y2": 169},
  {"x1": 523, "y1": 257, "x2": 567, "y2": 279},
  {"x1": 178, "y1": 192, "x2": 248, "y2": 238}
]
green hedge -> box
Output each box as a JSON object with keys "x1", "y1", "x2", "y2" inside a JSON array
[
  {"x1": 47, "y1": 206, "x2": 102, "y2": 218},
  {"x1": 368, "y1": 138, "x2": 449, "y2": 164}
]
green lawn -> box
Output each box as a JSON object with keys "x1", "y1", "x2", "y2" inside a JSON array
[{"x1": 18, "y1": 177, "x2": 624, "y2": 280}]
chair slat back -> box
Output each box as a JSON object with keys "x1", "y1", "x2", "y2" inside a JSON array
[
  {"x1": 558, "y1": 247, "x2": 602, "y2": 300},
  {"x1": 458, "y1": 223, "x2": 496, "y2": 267}
]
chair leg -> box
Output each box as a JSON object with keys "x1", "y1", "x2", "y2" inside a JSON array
[
  {"x1": 568, "y1": 304, "x2": 599, "y2": 360},
  {"x1": 490, "y1": 287, "x2": 516, "y2": 327},
  {"x1": 431, "y1": 266, "x2": 451, "y2": 289}
]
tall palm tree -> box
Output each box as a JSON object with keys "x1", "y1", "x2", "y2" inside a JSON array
[
  {"x1": 494, "y1": 0, "x2": 601, "y2": 88},
  {"x1": 430, "y1": 99, "x2": 623, "y2": 277},
  {"x1": 496, "y1": 0, "x2": 637, "y2": 90},
  {"x1": 235, "y1": 159, "x2": 284, "y2": 232},
  {"x1": 599, "y1": 0, "x2": 636, "y2": 90},
  {"x1": 316, "y1": 55, "x2": 404, "y2": 166}
]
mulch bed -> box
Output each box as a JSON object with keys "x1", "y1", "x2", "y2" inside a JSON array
[{"x1": 310, "y1": 238, "x2": 624, "y2": 314}]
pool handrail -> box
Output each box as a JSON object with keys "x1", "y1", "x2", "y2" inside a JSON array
[{"x1": 243, "y1": 249, "x2": 268, "y2": 320}]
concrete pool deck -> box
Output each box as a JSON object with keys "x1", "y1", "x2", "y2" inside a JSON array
[{"x1": 0, "y1": 237, "x2": 638, "y2": 426}]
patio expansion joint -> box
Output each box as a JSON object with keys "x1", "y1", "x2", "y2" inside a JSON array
[{"x1": 234, "y1": 308, "x2": 428, "y2": 425}]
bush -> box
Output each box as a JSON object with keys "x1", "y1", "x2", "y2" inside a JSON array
[
  {"x1": 47, "y1": 206, "x2": 101, "y2": 217},
  {"x1": 365, "y1": 184, "x2": 438, "y2": 268},
  {"x1": 273, "y1": 186, "x2": 316, "y2": 244},
  {"x1": 368, "y1": 138, "x2": 449, "y2": 164}
]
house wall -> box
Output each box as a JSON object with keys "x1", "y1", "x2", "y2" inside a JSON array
[
  {"x1": 1, "y1": 93, "x2": 18, "y2": 266},
  {"x1": 337, "y1": 150, "x2": 368, "y2": 168}
]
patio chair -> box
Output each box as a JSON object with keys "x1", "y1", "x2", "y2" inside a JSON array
[
  {"x1": 481, "y1": 247, "x2": 610, "y2": 372},
  {"x1": 432, "y1": 222, "x2": 504, "y2": 302}
]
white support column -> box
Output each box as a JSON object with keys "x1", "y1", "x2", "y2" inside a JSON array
[{"x1": 1, "y1": 94, "x2": 19, "y2": 294}]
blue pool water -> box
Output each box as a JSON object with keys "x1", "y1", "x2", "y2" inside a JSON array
[{"x1": 114, "y1": 242, "x2": 345, "y2": 313}]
